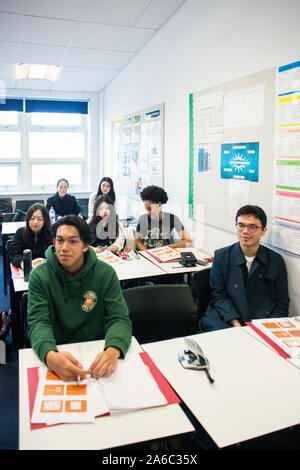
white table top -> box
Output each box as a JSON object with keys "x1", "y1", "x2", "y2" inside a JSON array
[
  {"x1": 2, "y1": 221, "x2": 25, "y2": 235},
  {"x1": 143, "y1": 327, "x2": 300, "y2": 448},
  {"x1": 12, "y1": 255, "x2": 166, "y2": 293},
  {"x1": 19, "y1": 337, "x2": 194, "y2": 450},
  {"x1": 140, "y1": 247, "x2": 212, "y2": 275}
]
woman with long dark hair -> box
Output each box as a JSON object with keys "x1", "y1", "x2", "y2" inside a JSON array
[
  {"x1": 46, "y1": 178, "x2": 82, "y2": 219},
  {"x1": 88, "y1": 194, "x2": 124, "y2": 253},
  {"x1": 9, "y1": 203, "x2": 53, "y2": 269},
  {"x1": 88, "y1": 177, "x2": 116, "y2": 219}
]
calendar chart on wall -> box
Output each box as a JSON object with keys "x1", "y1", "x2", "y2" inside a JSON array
[{"x1": 111, "y1": 103, "x2": 164, "y2": 201}]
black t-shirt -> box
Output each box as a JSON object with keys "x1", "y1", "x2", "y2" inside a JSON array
[{"x1": 136, "y1": 212, "x2": 184, "y2": 249}]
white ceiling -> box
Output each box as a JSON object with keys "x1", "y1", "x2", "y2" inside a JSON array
[{"x1": 0, "y1": 0, "x2": 186, "y2": 93}]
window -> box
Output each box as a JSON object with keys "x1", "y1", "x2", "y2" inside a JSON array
[{"x1": 0, "y1": 98, "x2": 88, "y2": 192}]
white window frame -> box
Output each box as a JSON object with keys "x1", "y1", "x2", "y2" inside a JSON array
[{"x1": 0, "y1": 99, "x2": 89, "y2": 194}]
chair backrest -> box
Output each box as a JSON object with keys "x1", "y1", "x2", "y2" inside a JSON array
[
  {"x1": 0, "y1": 198, "x2": 13, "y2": 223},
  {"x1": 2, "y1": 213, "x2": 15, "y2": 222},
  {"x1": 190, "y1": 269, "x2": 211, "y2": 318},
  {"x1": 77, "y1": 198, "x2": 89, "y2": 219},
  {"x1": 15, "y1": 199, "x2": 44, "y2": 213},
  {"x1": 122, "y1": 284, "x2": 199, "y2": 343}
]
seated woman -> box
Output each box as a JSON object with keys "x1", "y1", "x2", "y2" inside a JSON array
[
  {"x1": 46, "y1": 178, "x2": 82, "y2": 219},
  {"x1": 9, "y1": 203, "x2": 53, "y2": 269},
  {"x1": 135, "y1": 185, "x2": 192, "y2": 250},
  {"x1": 88, "y1": 194, "x2": 125, "y2": 253},
  {"x1": 88, "y1": 177, "x2": 116, "y2": 219}
]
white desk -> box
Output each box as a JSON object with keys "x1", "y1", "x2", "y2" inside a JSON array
[
  {"x1": 19, "y1": 337, "x2": 194, "y2": 450},
  {"x1": 141, "y1": 247, "x2": 212, "y2": 275},
  {"x1": 2, "y1": 221, "x2": 26, "y2": 235},
  {"x1": 12, "y1": 254, "x2": 166, "y2": 293},
  {"x1": 143, "y1": 327, "x2": 300, "y2": 448}
]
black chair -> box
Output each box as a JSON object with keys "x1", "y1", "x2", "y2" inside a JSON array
[
  {"x1": 122, "y1": 284, "x2": 199, "y2": 344},
  {"x1": 15, "y1": 199, "x2": 44, "y2": 213},
  {"x1": 2, "y1": 213, "x2": 15, "y2": 222},
  {"x1": 77, "y1": 198, "x2": 89, "y2": 219},
  {"x1": 0, "y1": 198, "x2": 13, "y2": 223},
  {"x1": 189, "y1": 269, "x2": 211, "y2": 320}
]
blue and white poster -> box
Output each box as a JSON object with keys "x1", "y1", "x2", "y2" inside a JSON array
[{"x1": 220, "y1": 142, "x2": 259, "y2": 181}]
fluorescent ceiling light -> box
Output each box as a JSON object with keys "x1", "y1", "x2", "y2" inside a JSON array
[
  {"x1": 15, "y1": 63, "x2": 62, "y2": 82},
  {"x1": 28, "y1": 64, "x2": 48, "y2": 79},
  {"x1": 16, "y1": 63, "x2": 29, "y2": 80},
  {"x1": 45, "y1": 65, "x2": 62, "y2": 82}
]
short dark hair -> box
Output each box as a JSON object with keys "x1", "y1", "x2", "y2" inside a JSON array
[
  {"x1": 52, "y1": 215, "x2": 92, "y2": 244},
  {"x1": 140, "y1": 185, "x2": 168, "y2": 204},
  {"x1": 235, "y1": 205, "x2": 267, "y2": 228},
  {"x1": 56, "y1": 178, "x2": 69, "y2": 188}
]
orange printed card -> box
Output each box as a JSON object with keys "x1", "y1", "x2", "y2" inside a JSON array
[
  {"x1": 65, "y1": 400, "x2": 87, "y2": 412},
  {"x1": 66, "y1": 384, "x2": 87, "y2": 395},
  {"x1": 262, "y1": 322, "x2": 280, "y2": 329},
  {"x1": 41, "y1": 400, "x2": 63, "y2": 413},
  {"x1": 46, "y1": 371, "x2": 60, "y2": 381},
  {"x1": 289, "y1": 330, "x2": 300, "y2": 337},
  {"x1": 43, "y1": 384, "x2": 64, "y2": 396}
]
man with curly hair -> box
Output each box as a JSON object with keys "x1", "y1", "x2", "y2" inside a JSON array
[{"x1": 135, "y1": 185, "x2": 191, "y2": 250}]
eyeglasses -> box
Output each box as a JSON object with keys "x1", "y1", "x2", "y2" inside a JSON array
[
  {"x1": 178, "y1": 338, "x2": 214, "y2": 384},
  {"x1": 236, "y1": 222, "x2": 263, "y2": 233}
]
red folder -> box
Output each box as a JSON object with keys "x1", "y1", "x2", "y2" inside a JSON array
[
  {"x1": 246, "y1": 322, "x2": 291, "y2": 359},
  {"x1": 146, "y1": 246, "x2": 181, "y2": 263},
  {"x1": 27, "y1": 352, "x2": 180, "y2": 430}
]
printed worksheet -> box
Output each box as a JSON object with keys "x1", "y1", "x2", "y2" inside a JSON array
[
  {"x1": 96, "y1": 251, "x2": 125, "y2": 265},
  {"x1": 31, "y1": 365, "x2": 108, "y2": 425},
  {"x1": 252, "y1": 317, "x2": 300, "y2": 358}
]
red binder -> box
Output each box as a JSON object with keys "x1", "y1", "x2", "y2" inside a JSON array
[
  {"x1": 27, "y1": 351, "x2": 180, "y2": 430},
  {"x1": 246, "y1": 322, "x2": 291, "y2": 359}
]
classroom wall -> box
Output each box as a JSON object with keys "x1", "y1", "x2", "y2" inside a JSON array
[{"x1": 102, "y1": 0, "x2": 300, "y2": 315}]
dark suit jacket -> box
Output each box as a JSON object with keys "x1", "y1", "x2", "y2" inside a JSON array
[{"x1": 201, "y1": 242, "x2": 289, "y2": 332}]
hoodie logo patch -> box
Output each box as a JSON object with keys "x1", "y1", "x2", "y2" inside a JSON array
[{"x1": 81, "y1": 291, "x2": 97, "y2": 312}]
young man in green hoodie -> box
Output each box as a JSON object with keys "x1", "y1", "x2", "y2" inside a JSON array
[{"x1": 27, "y1": 215, "x2": 132, "y2": 381}]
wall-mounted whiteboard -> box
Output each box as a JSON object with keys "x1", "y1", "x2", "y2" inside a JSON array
[
  {"x1": 111, "y1": 103, "x2": 164, "y2": 201},
  {"x1": 189, "y1": 68, "x2": 276, "y2": 245}
]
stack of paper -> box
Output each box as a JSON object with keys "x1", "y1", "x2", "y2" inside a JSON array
[
  {"x1": 146, "y1": 246, "x2": 181, "y2": 263},
  {"x1": 99, "y1": 354, "x2": 167, "y2": 414}
]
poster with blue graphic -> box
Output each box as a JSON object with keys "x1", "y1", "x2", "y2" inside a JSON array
[{"x1": 220, "y1": 142, "x2": 259, "y2": 181}]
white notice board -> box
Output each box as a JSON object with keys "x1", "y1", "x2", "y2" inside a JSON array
[{"x1": 111, "y1": 104, "x2": 164, "y2": 201}]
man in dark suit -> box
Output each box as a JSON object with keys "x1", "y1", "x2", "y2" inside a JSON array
[{"x1": 201, "y1": 205, "x2": 289, "y2": 332}]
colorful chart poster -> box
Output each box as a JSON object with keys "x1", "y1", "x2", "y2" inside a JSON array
[
  {"x1": 220, "y1": 142, "x2": 259, "y2": 181},
  {"x1": 272, "y1": 60, "x2": 300, "y2": 255}
]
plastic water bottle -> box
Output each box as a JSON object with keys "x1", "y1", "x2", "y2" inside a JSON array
[
  {"x1": 49, "y1": 206, "x2": 55, "y2": 224},
  {"x1": 23, "y1": 249, "x2": 32, "y2": 282}
]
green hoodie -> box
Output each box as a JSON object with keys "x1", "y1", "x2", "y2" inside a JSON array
[{"x1": 27, "y1": 245, "x2": 132, "y2": 363}]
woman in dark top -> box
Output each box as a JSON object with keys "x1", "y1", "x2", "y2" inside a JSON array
[
  {"x1": 9, "y1": 203, "x2": 53, "y2": 269},
  {"x1": 46, "y1": 178, "x2": 82, "y2": 219},
  {"x1": 88, "y1": 195, "x2": 125, "y2": 253}
]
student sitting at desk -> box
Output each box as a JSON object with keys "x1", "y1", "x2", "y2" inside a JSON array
[
  {"x1": 88, "y1": 194, "x2": 125, "y2": 253},
  {"x1": 46, "y1": 178, "x2": 82, "y2": 219},
  {"x1": 88, "y1": 176, "x2": 116, "y2": 219},
  {"x1": 201, "y1": 205, "x2": 289, "y2": 332},
  {"x1": 135, "y1": 185, "x2": 191, "y2": 250},
  {"x1": 27, "y1": 215, "x2": 132, "y2": 381},
  {"x1": 9, "y1": 203, "x2": 53, "y2": 269}
]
